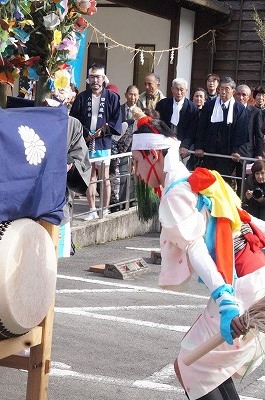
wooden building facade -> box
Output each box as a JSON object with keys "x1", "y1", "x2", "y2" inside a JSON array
[
  {"x1": 96, "y1": 0, "x2": 265, "y2": 95},
  {"x1": 192, "y1": 0, "x2": 265, "y2": 92}
]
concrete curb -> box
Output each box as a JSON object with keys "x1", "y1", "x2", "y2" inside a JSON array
[{"x1": 71, "y1": 207, "x2": 160, "y2": 247}]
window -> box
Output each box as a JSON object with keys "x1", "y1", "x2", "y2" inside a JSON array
[{"x1": 133, "y1": 44, "x2": 155, "y2": 93}]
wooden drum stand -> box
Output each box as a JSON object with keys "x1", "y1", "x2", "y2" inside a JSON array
[{"x1": 0, "y1": 221, "x2": 58, "y2": 400}]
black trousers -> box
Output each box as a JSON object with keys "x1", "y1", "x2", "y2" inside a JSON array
[
  {"x1": 185, "y1": 377, "x2": 240, "y2": 400},
  {"x1": 201, "y1": 155, "x2": 235, "y2": 179}
]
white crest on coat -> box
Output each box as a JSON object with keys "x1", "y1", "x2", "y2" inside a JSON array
[{"x1": 18, "y1": 125, "x2": 46, "y2": 165}]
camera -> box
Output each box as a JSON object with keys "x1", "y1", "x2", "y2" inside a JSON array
[{"x1": 253, "y1": 187, "x2": 264, "y2": 199}]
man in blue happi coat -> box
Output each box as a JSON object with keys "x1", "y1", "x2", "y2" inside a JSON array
[{"x1": 70, "y1": 63, "x2": 122, "y2": 221}]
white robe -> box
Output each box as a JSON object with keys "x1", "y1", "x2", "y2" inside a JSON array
[{"x1": 158, "y1": 164, "x2": 265, "y2": 400}]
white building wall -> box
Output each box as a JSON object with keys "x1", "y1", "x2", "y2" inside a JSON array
[
  {"x1": 176, "y1": 8, "x2": 195, "y2": 97},
  {"x1": 81, "y1": 8, "x2": 171, "y2": 100}
]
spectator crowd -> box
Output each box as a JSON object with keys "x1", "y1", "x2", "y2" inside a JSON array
[{"x1": 64, "y1": 64, "x2": 265, "y2": 221}]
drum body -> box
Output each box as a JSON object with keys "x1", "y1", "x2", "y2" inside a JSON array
[{"x1": 0, "y1": 219, "x2": 57, "y2": 339}]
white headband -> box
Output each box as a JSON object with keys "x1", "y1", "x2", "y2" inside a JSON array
[
  {"x1": 131, "y1": 133, "x2": 180, "y2": 151},
  {"x1": 88, "y1": 67, "x2": 105, "y2": 76}
]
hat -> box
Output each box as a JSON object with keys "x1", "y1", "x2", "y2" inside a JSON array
[{"x1": 106, "y1": 84, "x2": 119, "y2": 95}]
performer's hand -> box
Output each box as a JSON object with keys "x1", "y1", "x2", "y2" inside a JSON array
[
  {"x1": 195, "y1": 149, "x2": 204, "y2": 157},
  {"x1": 219, "y1": 306, "x2": 240, "y2": 344},
  {"x1": 231, "y1": 315, "x2": 247, "y2": 339},
  {"x1": 211, "y1": 284, "x2": 240, "y2": 345}
]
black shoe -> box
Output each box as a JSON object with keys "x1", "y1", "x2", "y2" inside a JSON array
[{"x1": 110, "y1": 205, "x2": 121, "y2": 213}]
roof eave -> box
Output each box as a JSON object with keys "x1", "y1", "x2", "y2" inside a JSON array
[{"x1": 183, "y1": 0, "x2": 231, "y2": 15}]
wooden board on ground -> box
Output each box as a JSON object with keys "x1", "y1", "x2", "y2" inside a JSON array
[
  {"x1": 89, "y1": 258, "x2": 150, "y2": 280},
  {"x1": 89, "y1": 264, "x2": 106, "y2": 274}
]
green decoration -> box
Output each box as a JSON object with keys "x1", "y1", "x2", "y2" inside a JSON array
[
  {"x1": 135, "y1": 178, "x2": 160, "y2": 222},
  {"x1": 0, "y1": 1, "x2": 97, "y2": 98}
]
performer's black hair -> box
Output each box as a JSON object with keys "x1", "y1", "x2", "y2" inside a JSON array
[
  {"x1": 134, "y1": 119, "x2": 177, "y2": 139},
  {"x1": 149, "y1": 119, "x2": 177, "y2": 138}
]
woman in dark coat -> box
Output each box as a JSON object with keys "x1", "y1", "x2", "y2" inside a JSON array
[{"x1": 243, "y1": 159, "x2": 265, "y2": 220}]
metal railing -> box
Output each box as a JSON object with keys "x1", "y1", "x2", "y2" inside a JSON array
[
  {"x1": 187, "y1": 150, "x2": 258, "y2": 199},
  {"x1": 74, "y1": 151, "x2": 134, "y2": 219},
  {"x1": 74, "y1": 150, "x2": 258, "y2": 219}
]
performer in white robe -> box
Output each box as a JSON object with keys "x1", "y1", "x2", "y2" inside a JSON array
[{"x1": 131, "y1": 116, "x2": 265, "y2": 400}]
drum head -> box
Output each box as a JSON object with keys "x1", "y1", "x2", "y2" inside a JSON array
[{"x1": 0, "y1": 218, "x2": 57, "y2": 339}]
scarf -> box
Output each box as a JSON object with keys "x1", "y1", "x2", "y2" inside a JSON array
[{"x1": 211, "y1": 95, "x2": 235, "y2": 124}]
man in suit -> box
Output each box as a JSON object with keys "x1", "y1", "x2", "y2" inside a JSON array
[
  {"x1": 156, "y1": 77, "x2": 199, "y2": 159},
  {"x1": 121, "y1": 85, "x2": 140, "y2": 122},
  {"x1": 194, "y1": 76, "x2": 248, "y2": 180},
  {"x1": 234, "y1": 84, "x2": 263, "y2": 196},
  {"x1": 138, "y1": 73, "x2": 165, "y2": 110}
]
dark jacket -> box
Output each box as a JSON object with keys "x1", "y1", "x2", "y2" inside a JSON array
[
  {"x1": 120, "y1": 103, "x2": 127, "y2": 122},
  {"x1": 70, "y1": 88, "x2": 122, "y2": 151},
  {"x1": 243, "y1": 174, "x2": 265, "y2": 220},
  {"x1": 120, "y1": 103, "x2": 136, "y2": 125},
  {"x1": 239, "y1": 105, "x2": 263, "y2": 158},
  {"x1": 156, "y1": 97, "x2": 199, "y2": 149},
  {"x1": 195, "y1": 99, "x2": 248, "y2": 154}
]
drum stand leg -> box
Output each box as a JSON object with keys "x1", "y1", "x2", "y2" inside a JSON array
[
  {"x1": 26, "y1": 221, "x2": 59, "y2": 400},
  {"x1": 25, "y1": 299, "x2": 55, "y2": 400}
]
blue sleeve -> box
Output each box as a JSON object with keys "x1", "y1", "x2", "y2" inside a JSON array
[{"x1": 108, "y1": 92, "x2": 122, "y2": 135}]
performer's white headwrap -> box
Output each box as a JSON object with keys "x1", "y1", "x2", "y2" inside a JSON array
[
  {"x1": 211, "y1": 95, "x2": 235, "y2": 124},
  {"x1": 132, "y1": 133, "x2": 187, "y2": 176},
  {"x1": 132, "y1": 133, "x2": 179, "y2": 151},
  {"x1": 132, "y1": 131, "x2": 190, "y2": 221}
]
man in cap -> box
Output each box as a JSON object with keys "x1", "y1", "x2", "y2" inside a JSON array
[{"x1": 70, "y1": 63, "x2": 122, "y2": 220}]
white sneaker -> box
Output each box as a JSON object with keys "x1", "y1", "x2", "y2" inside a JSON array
[
  {"x1": 83, "y1": 211, "x2": 99, "y2": 221},
  {"x1": 103, "y1": 209, "x2": 110, "y2": 217}
]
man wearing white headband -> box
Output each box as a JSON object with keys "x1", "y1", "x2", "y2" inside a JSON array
[
  {"x1": 70, "y1": 63, "x2": 122, "y2": 220},
  {"x1": 132, "y1": 116, "x2": 265, "y2": 400}
]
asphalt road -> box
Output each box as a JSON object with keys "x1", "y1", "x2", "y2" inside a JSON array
[{"x1": 1, "y1": 233, "x2": 265, "y2": 400}]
